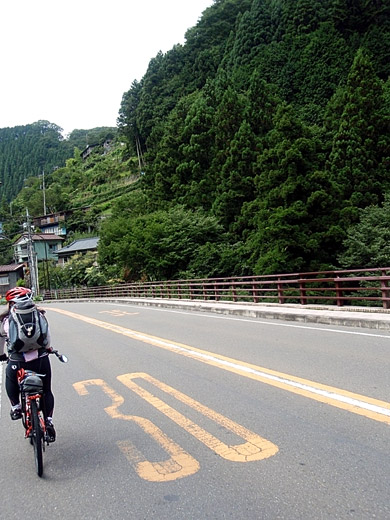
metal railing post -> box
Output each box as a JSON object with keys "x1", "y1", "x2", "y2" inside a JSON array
[
  {"x1": 299, "y1": 278, "x2": 306, "y2": 305},
  {"x1": 277, "y1": 278, "x2": 285, "y2": 304},
  {"x1": 252, "y1": 283, "x2": 258, "y2": 303},
  {"x1": 380, "y1": 277, "x2": 390, "y2": 309},
  {"x1": 335, "y1": 278, "x2": 343, "y2": 306}
]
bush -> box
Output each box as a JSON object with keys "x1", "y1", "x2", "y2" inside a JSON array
[{"x1": 99, "y1": 206, "x2": 227, "y2": 281}]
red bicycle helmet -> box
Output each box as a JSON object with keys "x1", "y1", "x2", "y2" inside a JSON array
[{"x1": 5, "y1": 287, "x2": 32, "y2": 303}]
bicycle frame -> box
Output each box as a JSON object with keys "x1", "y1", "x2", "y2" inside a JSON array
[{"x1": 18, "y1": 369, "x2": 45, "y2": 434}]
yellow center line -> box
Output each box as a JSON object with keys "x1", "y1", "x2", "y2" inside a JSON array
[{"x1": 50, "y1": 307, "x2": 390, "y2": 424}]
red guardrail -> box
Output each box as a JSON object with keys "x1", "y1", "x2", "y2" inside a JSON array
[{"x1": 42, "y1": 267, "x2": 390, "y2": 309}]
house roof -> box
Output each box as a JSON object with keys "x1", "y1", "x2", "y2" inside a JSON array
[
  {"x1": 81, "y1": 143, "x2": 98, "y2": 153},
  {"x1": 13, "y1": 233, "x2": 64, "y2": 245},
  {"x1": 57, "y1": 237, "x2": 99, "y2": 257},
  {"x1": 30, "y1": 234, "x2": 65, "y2": 241},
  {"x1": 0, "y1": 263, "x2": 24, "y2": 273}
]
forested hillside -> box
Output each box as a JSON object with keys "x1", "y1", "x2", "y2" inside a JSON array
[
  {"x1": 111, "y1": 0, "x2": 390, "y2": 279},
  {"x1": 0, "y1": 122, "x2": 71, "y2": 200},
  {"x1": 0, "y1": 122, "x2": 117, "y2": 200},
  {"x1": 1, "y1": 0, "x2": 390, "y2": 286}
]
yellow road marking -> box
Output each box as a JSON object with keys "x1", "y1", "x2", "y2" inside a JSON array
[
  {"x1": 73, "y1": 379, "x2": 199, "y2": 482},
  {"x1": 52, "y1": 307, "x2": 390, "y2": 424},
  {"x1": 118, "y1": 372, "x2": 278, "y2": 462},
  {"x1": 99, "y1": 310, "x2": 139, "y2": 317}
]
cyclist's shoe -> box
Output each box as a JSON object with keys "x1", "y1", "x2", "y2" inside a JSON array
[
  {"x1": 45, "y1": 420, "x2": 56, "y2": 443},
  {"x1": 10, "y1": 406, "x2": 22, "y2": 420}
]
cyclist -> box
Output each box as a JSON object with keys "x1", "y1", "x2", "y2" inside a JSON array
[{"x1": 0, "y1": 287, "x2": 56, "y2": 442}]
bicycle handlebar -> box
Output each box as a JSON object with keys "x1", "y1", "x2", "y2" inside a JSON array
[
  {"x1": 51, "y1": 349, "x2": 68, "y2": 363},
  {"x1": 0, "y1": 349, "x2": 68, "y2": 363}
]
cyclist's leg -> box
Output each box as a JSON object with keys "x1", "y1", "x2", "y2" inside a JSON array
[
  {"x1": 38, "y1": 355, "x2": 54, "y2": 418},
  {"x1": 37, "y1": 356, "x2": 56, "y2": 442},
  {"x1": 5, "y1": 361, "x2": 23, "y2": 419},
  {"x1": 5, "y1": 361, "x2": 21, "y2": 406}
]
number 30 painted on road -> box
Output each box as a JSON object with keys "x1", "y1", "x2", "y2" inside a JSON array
[{"x1": 73, "y1": 373, "x2": 278, "y2": 482}]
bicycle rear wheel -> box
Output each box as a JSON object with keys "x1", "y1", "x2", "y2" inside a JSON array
[{"x1": 30, "y1": 400, "x2": 44, "y2": 477}]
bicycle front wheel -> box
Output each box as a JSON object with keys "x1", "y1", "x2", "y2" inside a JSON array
[{"x1": 30, "y1": 400, "x2": 44, "y2": 477}]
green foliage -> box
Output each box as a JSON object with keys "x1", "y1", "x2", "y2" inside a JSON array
[
  {"x1": 0, "y1": 237, "x2": 14, "y2": 265},
  {"x1": 10, "y1": 138, "x2": 135, "y2": 219},
  {"x1": 339, "y1": 196, "x2": 390, "y2": 269},
  {"x1": 118, "y1": 0, "x2": 252, "y2": 153},
  {"x1": 244, "y1": 103, "x2": 343, "y2": 273},
  {"x1": 45, "y1": 252, "x2": 105, "y2": 289},
  {"x1": 66, "y1": 127, "x2": 117, "y2": 148},
  {"x1": 211, "y1": 120, "x2": 257, "y2": 232},
  {"x1": 0, "y1": 121, "x2": 72, "y2": 201},
  {"x1": 118, "y1": 80, "x2": 143, "y2": 155},
  {"x1": 99, "y1": 206, "x2": 226, "y2": 281},
  {"x1": 326, "y1": 49, "x2": 390, "y2": 224}
]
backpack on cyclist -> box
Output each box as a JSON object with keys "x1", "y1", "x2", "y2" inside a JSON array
[{"x1": 7, "y1": 300, "x2": 49, "y2": 353}]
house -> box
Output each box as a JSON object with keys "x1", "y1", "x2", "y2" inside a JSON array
[
  {"x1": 81, "y1": 139, "x2": 112, "y2": 160},
  {"x1": 81, "y1": 143, "x2": 98, "y2": 160},
  {"x1": 33, "y1": 211, "x2": 68, "y2": 236},
  {"x1": 13, "y1": 234, "x2": 65, "y2": 264},
  {"x1": 0, "y1": 264, "x2": 25, "y2": 296},
  {"x1": 56, "y1": 237, "x2": 99, "y2": 265}
]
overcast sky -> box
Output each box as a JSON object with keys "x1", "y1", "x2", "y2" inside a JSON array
[{"x1": 0, "y1": 0, "x2": 213, "y2": 136}]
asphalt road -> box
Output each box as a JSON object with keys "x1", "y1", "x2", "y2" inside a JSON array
[{"x1": 1, "y1": 301, "x2": 389, "y2": 519}]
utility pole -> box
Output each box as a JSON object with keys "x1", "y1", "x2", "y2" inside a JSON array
[
  {"x1": 41, "y1": 170, "x2": 47, "y2": 215},
  {"x1": 26, "y1": 208, "x2": 39, "y2": 296}
]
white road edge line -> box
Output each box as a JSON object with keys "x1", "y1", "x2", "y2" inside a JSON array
[{"x1": 102, "y1": 302, "x2": 390, "y2": 339}]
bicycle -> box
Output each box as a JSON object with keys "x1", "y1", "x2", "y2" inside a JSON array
[{"x1": 1, "y1": 349, "x2": 68, "y2": 477}]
